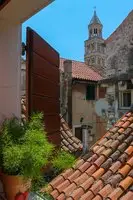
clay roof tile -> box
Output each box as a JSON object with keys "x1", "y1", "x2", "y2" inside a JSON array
[
  {"x1": 60, "y1": 58, "x2": 102, "y2": 81},
  {"x1": 43, "y1": 111, "x2": 133, "y2": 199}
]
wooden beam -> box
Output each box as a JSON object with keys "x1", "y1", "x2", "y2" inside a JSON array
[{"x1": 0, "y1": 0, "x2": 10, "y2": 11}]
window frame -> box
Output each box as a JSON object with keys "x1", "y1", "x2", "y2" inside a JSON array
[
  {"x1": 86, "y1": 84, "x2": 96, "y2": 101},
  {"x1": 119, "y1": 90, "x2": 132, "y2": 109},
  {"x1": 73, "y1": 125, "x2": 82, "y2": 141}
]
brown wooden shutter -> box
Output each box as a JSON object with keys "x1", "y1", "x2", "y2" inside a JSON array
[
  {"x1": 99, "y1": 87, "x2": 106, "y2": 98},
  {"x1": 26, "y1": 27, "x2": 61, "y2": 147}
]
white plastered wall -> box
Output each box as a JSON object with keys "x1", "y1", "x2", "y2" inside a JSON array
[{"x1": 0, "y1": 20, "x2": 21, "y2": 121}]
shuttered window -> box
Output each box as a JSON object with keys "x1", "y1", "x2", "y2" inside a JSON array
[
  {"x1": 86, "y1": 84, "x2": 95, "y2": 100},
  {"x1": 99, "y1": 87, "x2": 106, "y2": 98}
]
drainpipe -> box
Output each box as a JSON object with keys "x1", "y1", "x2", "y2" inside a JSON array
[{"x1": 63, "y1": 60, "x2": 72, "y2": 128}]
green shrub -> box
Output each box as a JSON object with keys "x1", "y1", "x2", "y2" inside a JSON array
[
  {"x1": 0, "y1": 113, "x2": 54, "y2": 180},
  {"x1": 0, "y1": 112, "x2": 76, "y2": 193},
  {"x1": 52, "y1": 151, "x2": 76, "y2": 171}
]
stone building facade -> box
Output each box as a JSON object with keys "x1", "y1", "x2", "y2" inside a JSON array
[
  {"x1": 84, "y1": 10, "x2": 106, "y2": 76},
  {"x1": 85, "y1": 9, "x2": 133, "y2": 128},
  {"x1": 100, "y1": 10, "x2": 133, "y2": 124},
  {"x1": 105, "y1": 10, "x2": 133, "y2": 77},
  {"x1": 60, "y1": 58, "x2": 106, "y2": 150}
]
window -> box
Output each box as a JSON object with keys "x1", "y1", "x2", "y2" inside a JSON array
[
  {"x1": 119, "y1": 91, "x2": 131, "y2": 108},
  {"x1": 94, "y1": 28, "x2": 97, "y2": 34},
  {"x1": 94, "y1": 28, "x2": 98, "y2": 36},
  {"x1": 75, "y1": 127, "x2": 82, "y2": 142},
  {"x1": 86, "y1": 84, "x2": 96, "y2": 100},
  {"x1": 99, "y1": 87, "x2": 106, "y2": 98}
]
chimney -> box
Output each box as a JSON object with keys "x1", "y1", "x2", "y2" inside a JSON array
[{"x1": 82, "y1": 124, "x2": 93, "y2": 153}]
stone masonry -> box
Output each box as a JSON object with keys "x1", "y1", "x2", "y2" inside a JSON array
[
  {"x1": 85, "y1": 10, "x2": 133, "y2": 78},
  {"x1": 105, "y1": 10, "x2": 133, "y2": 77}
]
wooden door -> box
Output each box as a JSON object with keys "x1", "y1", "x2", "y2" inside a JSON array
[{"x1": 26, "y1": 27, "x2": 61, "y2": 146}]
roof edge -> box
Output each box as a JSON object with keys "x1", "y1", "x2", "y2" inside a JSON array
[{"x1": 106, "y1": 9, "x2": 133, "y2": 43}]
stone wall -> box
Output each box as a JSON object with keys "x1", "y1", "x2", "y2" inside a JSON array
[{"x1": 105, "y1": 10, "x2": 133, "y2": 77}]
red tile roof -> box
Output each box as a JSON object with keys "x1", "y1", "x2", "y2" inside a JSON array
[
  {"x1": 60, "y1": 58, "x2": 102, "y2": 81},
  {"x1": 60, "y1": 115, "x2": 83, "y2": 153},
  {"x1": 43, "y1": 111, "x2": 133, "y2": 199}
]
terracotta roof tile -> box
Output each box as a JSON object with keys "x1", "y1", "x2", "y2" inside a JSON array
[
  {"x1": 122, "y1": 121, "x2": 131, "y2": 129},
  {"x1": 94, "y1": 155, "x2": 106, "y2": 168},
  {"x1": 92, "y1": 168, "x2": 105, "y2": 179},
  {"x1": 60, "y1": 58, "x2": 102, "y2": 81},
  {"x1": 127, "y1": 157, "x2": 133, "y2": 167},
  {"x1": 81, "y1": 177, "x2": 95, "y2": 191},
  {"x1": 118, "y1": 128, "x2": 125, "y2": 134},
  {"x1": 69, "y1": 187, "x2": 84, "y2": 199},
  {"x1": 107, "y1": 187, "x2": 123, "y2": 200},
  {"x1": 90, "y1": 180, "x2": 104, "y2": 195},
  {"x1": 86, "y1": 165, "x2": 97, "y2": 175},
  {"x1": 80, "y1": 190, "x2": 94, "y2": 200},
  {"x1": 118, "y1": 164, "x2": 131, "y2": 177},
  {"x1": 50, "y1": 176, "x2": 65, "y2": 189},
  {"x1": 43, "y1": 111, "x2": 133, "y2": 199},
  {"x1": 61, "y1": 182, "x2": 77, "y2": 196},
  {"x1": 108, "y1": 174, "x2": 123, "y2": 187},
  {"x1": 98, "y1": 184, "x2": 113, "y2": 198},
  {"x1": 119, "y1": 176, "x2": 133, "y2": 190},
  {"x1": 60, "y1": 115, "x2": 83, "y2": 153},
  {"x1": 73, "y1": 173, "x2": 88, "y2": 186},
  {"x1": 78, "y1": 161, "x2": 91, "y2": 173},
  {"x1": 67, "y1": 170, "x2": 81, "y2": 182},
  {"x1": 92, "y1": 195, "x2": 102, "y2": 200},
  {"x1": 51, "y1": 189, "x2": 59, "y2": 199},
  {"x1": 61, "y1": 169, "x2": 74, "y2": 179},
  {"x1": 120, "y1": 191, "x2": 133, "y2": 200}
]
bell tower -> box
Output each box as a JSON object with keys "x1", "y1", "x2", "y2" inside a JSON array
[{"x1": 84, "y1": 8, "x2": 105, "y2": 75}]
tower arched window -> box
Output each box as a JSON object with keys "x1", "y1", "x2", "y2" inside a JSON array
[{"x1": 94, "y1": 28, "x2": 98, "y2": 36}]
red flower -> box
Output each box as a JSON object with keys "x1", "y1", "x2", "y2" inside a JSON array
[{"x1": 15, "y1": 191, "x2": 29, "y2": 200}]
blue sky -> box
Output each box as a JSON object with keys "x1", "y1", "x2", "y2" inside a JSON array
[{"x1": 22, "y1": 0, "x2": 133, "y2": 61}]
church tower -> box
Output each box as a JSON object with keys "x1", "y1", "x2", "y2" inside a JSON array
[{"x1": 84, "y1": 9, "x2": 106, "y2": 75}]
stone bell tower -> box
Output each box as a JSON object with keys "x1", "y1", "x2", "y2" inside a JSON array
[{"x1": 84, "y1": 9, "x2": 106, "y2": 75}]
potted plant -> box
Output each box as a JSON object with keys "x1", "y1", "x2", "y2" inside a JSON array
[
  {"x1": 0, "y1": 113, "x2": 54, "y2": 200},
  {"x1": 0, "y1": 112, "x2": 76, "y2": 200}
]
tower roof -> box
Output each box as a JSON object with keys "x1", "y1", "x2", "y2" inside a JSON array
[{"x1": 89, "y1": 10, "x2": 102, "y2": 26}]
